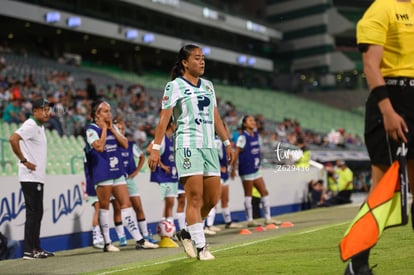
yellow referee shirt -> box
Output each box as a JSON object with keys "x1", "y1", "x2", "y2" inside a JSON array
[
  {"x1": 336, "y1": 167, "x2": 354, "y2": 191},
  {"x1": 357, "y1": 0, "x2": 414, "y2": 77}
]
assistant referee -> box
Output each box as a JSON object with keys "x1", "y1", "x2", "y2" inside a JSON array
[{"x1": 344, "y1": 1, "x2": 414, "y2": 274}]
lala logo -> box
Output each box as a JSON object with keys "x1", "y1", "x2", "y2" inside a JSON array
[
  {"x1": 52, "y1": 184, "x2": 83, "y2": 223},
  {"x1": 0, "y1": 189, "x2": 25, "y2": 226}
]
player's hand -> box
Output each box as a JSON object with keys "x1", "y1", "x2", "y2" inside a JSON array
[
  {"x1": 148, "y1": 150, "x2": 160, "y2": 171},
  {"x1": 161, "y1": 165, "x2": 171, "y2": 174},
  {"x1": 96, "y1": 117, "x2": 107, "y2": 131},
  {"x1": 107, "y1": 120, "x2": 113, "y2": 132},
  {"x1": 382, "y1": 110, "x2": 408, "y2": 143},
  {"x1": 225, "y1": 145, "x2": 234, "y2": 165},
  {"x1": 24, "y1": 161, "x2": 36, "y2": 171}
]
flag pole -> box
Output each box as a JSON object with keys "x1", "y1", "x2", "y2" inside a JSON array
[{"x1": 397, "y1": 143, "x2": 409, "y2": 225}]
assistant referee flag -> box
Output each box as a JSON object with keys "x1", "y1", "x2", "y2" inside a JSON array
[{"x1": 339, "y1": 155, "x2": 408, "y2": 261}]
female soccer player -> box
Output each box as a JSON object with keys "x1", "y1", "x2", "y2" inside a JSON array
[
  {"x1": 231, "y1": 115, "x2": 280, "y2": 227},
  {"x1": 148, "y1": 44, "x2": 233, "y2": 260},
  {"x1": 85, "y1": 100, "x2": 156, "y2": 252}
]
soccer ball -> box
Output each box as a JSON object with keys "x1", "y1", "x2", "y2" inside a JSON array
[{"x1": 157, "y1": 220, "x2": 176, "y2": 238}]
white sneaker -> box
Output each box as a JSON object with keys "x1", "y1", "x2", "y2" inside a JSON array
[
  {"x1": 204, "y1": 227, "x2": 217, "y2": 235},
  {"x1": 93, "y1": 240, "x2": 104, "y2": 249},
  {"x1": 208, "y1": 225, "x2": 221, "y2": 232},
  {"x1": 136, "y1": 240, "x2": 159, "y2": 249},
  {"x1": 197, "y1": 245, "x2": 215, "y2": 261},
  {"x1": 265, "y1": 219, "x2": 282, "y2": 225},
  {"x1": 247, "y1": 220, "x2": 259, "y2": 227},
  {"x1": 176, "y1": 229, "x2": 196, "y2": 258},
  {"x1": 103, "y1": 243, "x2": 120, "y2": 252},
  {"x1": 225, "y1": 222, "x2": 243, "y2": 229}
]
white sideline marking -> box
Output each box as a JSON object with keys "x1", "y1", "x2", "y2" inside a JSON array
[{"x1": 97, "y1": 222, "x2": 349, "y2": 275}]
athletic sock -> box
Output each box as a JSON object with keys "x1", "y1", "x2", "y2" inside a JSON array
[
  {"x1": 121, "y1": 207, "x2": 143, "y2": 241},
  {"x1": 99, "y1": 209, "x2": 111, "y2": 244},
  {"x1": 138, "y1": 219, "x2": 149, "y2": 237},
  {"x1": 351, "y1": 249, "x2": 370, "y2": 272},
  {"x1": 206, "y1": 208, "x2": 216, "y2": 227},
  {"x1": 222, "y1": 207, "x2": 232, "y2": 224},
  {"x1": 92, "y1": 225, "x2": 103, "y2": 242},
  {"x1": 187, "y1": 223, "x2": 205, "y2": 249},
  {"x1": 176, "y1": 212, "x2": 186, "y2": 230},
  {"x1": 261, "y1": 195, "x2": 271, "y2": 220},
  {"x1": 114, "y1": 222, "x2": 125, "y2": 240},
  {"x1": 244, "y1": 196, "x2": 253, "y2": 221}
]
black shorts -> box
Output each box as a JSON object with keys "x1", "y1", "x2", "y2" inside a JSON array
[{"x1": 364, "y1": 83, "x2": 414, "y2": 165}]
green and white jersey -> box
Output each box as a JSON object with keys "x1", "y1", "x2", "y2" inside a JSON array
[{"x1": 162, "y1": 77, "x2": 217, "y2": 149}]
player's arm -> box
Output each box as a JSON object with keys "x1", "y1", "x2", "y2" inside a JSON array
[
  {"x1": 109, "y1": 123, "x2": 128, "y2": 149},
  {"x1": 230, "y1": 146, "x2": 240, "y2": 179},
  {"x1": 92, "y1": 119, "x2": 108, "y2": 152},
  {"x1": 130, "y1": 144, "x2": 145, "y2": 178},
  {"x1": 148, "y1": 108, "x2": 172, "y2": 171},
  {"x1": 214, "y1": 107, "x2": 233, "y2": 164},
  {"x1": 9, "y1": 132, "x2": 36, "y2": 171}
]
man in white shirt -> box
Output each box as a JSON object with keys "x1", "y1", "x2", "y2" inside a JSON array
[{"x1": 9, "y1": 97, "x2": 54, "y2": 260}]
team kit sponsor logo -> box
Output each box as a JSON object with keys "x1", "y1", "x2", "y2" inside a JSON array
[{"x1": 183, "y1": 148, "x2": 192, "y2": 169}]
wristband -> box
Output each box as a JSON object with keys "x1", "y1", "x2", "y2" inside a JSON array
[
  {"x1": 371, "y1": 85, "x2": 389, "y2": 103},
  {"x1": 223, "y1": 139, "x2": 231, "y2": 146},
  {"x1": 152, "y1": 144, "x2": 161, "y2": 151},
  {"x1": 20, "y1": 158, "x2": 27, "y2": 164}
]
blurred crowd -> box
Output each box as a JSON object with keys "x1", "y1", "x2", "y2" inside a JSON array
[{"x1": 0, "y1": 51, "x2": 364, "y2": 154}]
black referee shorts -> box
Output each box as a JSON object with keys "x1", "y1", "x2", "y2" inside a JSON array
[{"x1": 364, "y1": 82, "x2": 414, "y2": 166}]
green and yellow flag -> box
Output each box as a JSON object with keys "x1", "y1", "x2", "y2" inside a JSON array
[{"x1": 339, "y1": 158, "x2": 408, "y2": 261}]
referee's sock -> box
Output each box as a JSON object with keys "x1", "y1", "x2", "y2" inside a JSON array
[{"x1": 350, "y1": 249, "x2": 370, "y2": 273}]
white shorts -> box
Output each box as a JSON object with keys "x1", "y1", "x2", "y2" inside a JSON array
[
  {"x1": 240, "y1": 171, "x2": 262, "y2": 181},
  {"x1": 96, "y1": 176, "x2": 127, "y2": 186},
  {"x1": 160, "y1": 182, "x2": 178, "y2": 199}
]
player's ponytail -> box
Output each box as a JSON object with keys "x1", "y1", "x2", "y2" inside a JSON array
[
  {"x1": 170, "y1": 44, "x2": 200, "y2": 80},
  {"x1": 240, "y1": 115, "x2": 250, "y2": 131}
]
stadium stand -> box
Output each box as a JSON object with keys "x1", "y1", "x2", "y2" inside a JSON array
[
  {"x1": 0, "y1": 51, "x2": 366, "y2": 176},
  {"x1": 0, "y1": 0, "x2": 372, "y2": 177}
]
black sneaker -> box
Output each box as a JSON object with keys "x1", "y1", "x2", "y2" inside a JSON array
[
  {"x1": 23, "y1": 250, "x2": 48, "y2": 260},
  {"x1": 36, "y1": 249, "x2": 55, "y2": 257}
]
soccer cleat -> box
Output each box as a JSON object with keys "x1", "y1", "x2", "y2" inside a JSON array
[
  {"x1": 93, "y1": 240, "x2": 105, "y2": 249},
  {"x1": 265, "y1": 219, "x2": 282, "y2": 225},
  {"x1": 197, "y1": 245, "x2": 215, "y2": 261},
  {"x1": 204, "y1": 227, "x2": 217, "y2": 235},
  {"x1": 136, "y1": 239, "x2": 159, "y2": 249},
  {"x1": 225, "y1": 222, "x2": 243, "y2": 229},
  {"x1": 119, "y1": 236, "x2": 127, "y2": 247},
  {"x1": 144, "y1": 236, "x2": 159, "y2": 244},
  {"x1": 176, "y1": 229, "x2": 196, "y2": 258},
  {"x1": 247, "y1": 220, "x2": 259, "y2": 227},
  {"x1": 103, "y1": 243, "x2": 120, "y2": 252},
  {"x1": 344, "y1": 262, "x2": 376, "y2": 275},
  {"x1": 208, "y1": 225, "x2": 222, "y2": 232},
  {"x1": 23, "y1": 250, "x2": 48, "y2": 260}
]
